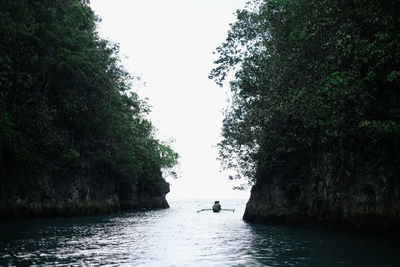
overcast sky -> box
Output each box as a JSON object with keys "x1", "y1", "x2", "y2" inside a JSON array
[{"x1": 90, "y1": 0, "x2": 250, "y2": 200}]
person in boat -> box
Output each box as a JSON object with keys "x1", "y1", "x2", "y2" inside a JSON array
[{"x1": 212, "y1": 201, "x2": 221, "y2": 212}]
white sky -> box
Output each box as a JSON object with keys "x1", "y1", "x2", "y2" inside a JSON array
[{"x1": 90, "y1": 0, "x2": 250, "y2": 200}]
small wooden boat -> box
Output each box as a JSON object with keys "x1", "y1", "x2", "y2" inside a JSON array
[
  {"x1": 197, "y1": 201, "x2": 235, "y2": 213},
  {"x1": 196, "y1": 208, "x2": 235, "y2": 213}
]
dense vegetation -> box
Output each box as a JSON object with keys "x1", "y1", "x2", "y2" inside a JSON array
[
  {"x1": 0, "y1": 0, "x2": 178, "y2": 203},
  {"x1": 211, "y1": 0, "x2": 400, "y2": 187}
]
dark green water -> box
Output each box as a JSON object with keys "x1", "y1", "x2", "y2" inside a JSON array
[{"x1": 0, "y1": 199, "x2": 398, "y2": 266}]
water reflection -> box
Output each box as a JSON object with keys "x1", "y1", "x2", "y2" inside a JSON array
[
  {"x1": 247, "y1": 223, "x2": 399, "y2": 266},
  {"x1": 0, "y1": 199, "x2": 399, "y2": 266}
]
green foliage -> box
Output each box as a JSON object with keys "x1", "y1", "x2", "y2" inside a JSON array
[
  {"x1": 211, "y1": 0, "x2": 400, "y2": 184},
  {"x1": 158, "y1": 141, "x2": 180, "y2": 179},
  {"x1": 0, "y1": 0, "x2": 178, "y2": 198},
  {"x1": 63, "y1": 149, "x2": 80, "y2": 160}
]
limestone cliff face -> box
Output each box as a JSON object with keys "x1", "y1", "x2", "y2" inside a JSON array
[
  {"x1": 0, "y1": 172, "x2": 169, "y2": 219},
  {"x1": 243, "y1": 151, "x2": 400, "y2": 233}
]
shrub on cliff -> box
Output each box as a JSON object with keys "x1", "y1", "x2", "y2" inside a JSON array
[
  {"x1": 211, "y1": 0, "x2": 400, "y2": 186},
  {"x1": 0, "y1": 0, "x2": 178, "y2": 202}
]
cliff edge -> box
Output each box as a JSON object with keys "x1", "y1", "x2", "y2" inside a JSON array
[
  {"x1": 0, "y1": 172, "x2": 169, "y2": 219},
  {"x1": 243, "y1": 150, "x2": 400, "y2": 234}
]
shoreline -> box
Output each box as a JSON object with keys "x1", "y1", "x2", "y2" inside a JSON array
[{"x1": 0, "y1": 197, "x2": 169, "y2": 220}]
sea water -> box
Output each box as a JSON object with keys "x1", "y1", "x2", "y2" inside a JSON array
[{"x1": 0, "y1": 199, "x2": 398, "y2": 266}]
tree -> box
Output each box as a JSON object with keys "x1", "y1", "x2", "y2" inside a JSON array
[
  {"x1": 210, "y1": 0, "x2": 400, "y2": 185},
  {"x1": 0, "y1": 0, "x2": 178, "y2": 203}
]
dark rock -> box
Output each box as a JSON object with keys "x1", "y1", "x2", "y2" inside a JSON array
[
  {"x1": 0, "y1": 173, "x2": 170, "y2": 219},
  {"x1": 243, "y1": 150, "x2": 400, "y2": 234}
]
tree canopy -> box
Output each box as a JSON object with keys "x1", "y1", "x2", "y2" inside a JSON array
[
  {"x1": 211, "y1": 0, "x2": 400, "y2": 186},
  {"x1": 0, "y1": 0, "x2": 178, "y2": 200}
]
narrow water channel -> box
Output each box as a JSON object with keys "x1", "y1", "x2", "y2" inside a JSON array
[{"x1": 0, "y1": 199, "x2": 398, "y2": 266}]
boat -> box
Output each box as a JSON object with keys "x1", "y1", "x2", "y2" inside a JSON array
[{"x1": 196, "y1": 201, "x2": 235, "y2": 213}]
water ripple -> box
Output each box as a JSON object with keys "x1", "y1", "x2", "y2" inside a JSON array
[{"x1": 0, "y1": 199, "x2": 399, "y2": 266}]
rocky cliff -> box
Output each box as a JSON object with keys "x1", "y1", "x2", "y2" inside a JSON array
[
  {"x1": 0, "y1": 0, "x2": 179, "y2": 220},
  {"x1": 243, "y1": 150, "x2": 400, "y2": 233},
  {"x1": 0, "y1": 171, "x2": 169, "y2": 219}
]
